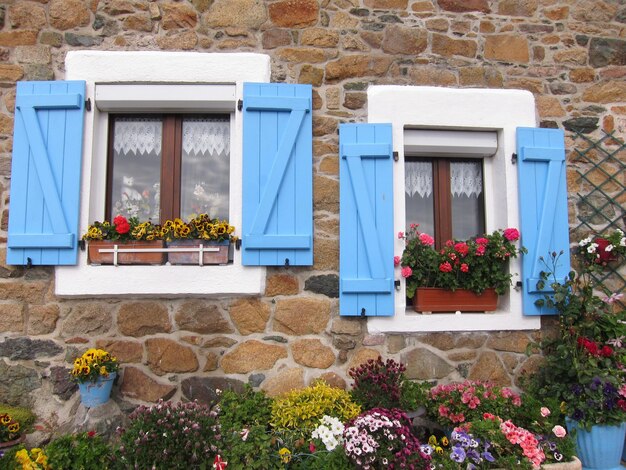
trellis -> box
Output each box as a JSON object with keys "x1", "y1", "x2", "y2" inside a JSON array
[{"x1": 571, "y1": 130, "x2": 626, "y2": 307}]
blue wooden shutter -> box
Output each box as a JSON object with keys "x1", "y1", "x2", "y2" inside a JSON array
[
  {"x1": 339, "y1": 123, "x2": 394, "y2": 317},
  {"x1": 517, "y1": 127, "x2": 570, "y2": 315},
  {"x1": 242, "y1": 83, "x2": 312, "y2": 266},
  {"x1": 7, "y1": 81, "x2": 86, "y2": 266}
]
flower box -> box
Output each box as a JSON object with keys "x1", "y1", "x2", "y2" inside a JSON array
[
  {"x1": 412, "y1": 287, "x2": 498, "y2": 313},
  {"x1": 167, "y1": 240, "x2": 230, "y2": 265},
  {"x1": 87, "y1": 240, "x2": 166, "y2": 265}
]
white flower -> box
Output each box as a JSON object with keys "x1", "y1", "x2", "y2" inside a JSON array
[
  {"x1": 579, "y1": 236, "x2": 592, "y2": 246},
  {"x1": 605, "y1": 244, "x2": 615, "y2": 252},
  {"x1": 620, "y1": 237, "x2": 626, "y2": 247},
  {"x1": 587, "y1": 243, "x2": 598, "y2": 253}
]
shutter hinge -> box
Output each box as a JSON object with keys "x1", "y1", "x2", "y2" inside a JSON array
[
  {"x1": 85, "y1": 98, "x2": 91, "y2": 111},
  {"x1": 515, "y1": 281, "x2": 522, "y2": 291},
  {"x1": 394, "y1": 279, "x2": 401, "y2": 291},
  {"x1": 511, "y1": 153, "x2": 517, "y2": 164},
  {"x1": 237, "y1": 99, "x2": 243, "y2": 111},
  {"x1": 235, "y1": 239, "x2": 241, "y2": 250},
  {"x1": 393, "y1": 151, "x2": 399, "y2": 162},
  {"x1": 78, "y1": 239, "x2": 86, "y2": 251},
  {"x1": 360, "y1": 308, "x2": 366, "y2": 317}
]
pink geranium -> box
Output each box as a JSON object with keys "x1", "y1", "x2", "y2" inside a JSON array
[
  {"x1": 419, "y1": 233, "x2": 434, "y2": 246},
  {"x1": 439, "y1": 262, "x2": 453, "y2": 273},
  {"x1": 394, "y1": 256, "x2": 401, "y2": 267},
  {"x1": 401, "y1": 266, "x2": 413, "y2": 278},
  {"x1": 503, "y1": 228, "x2": 520, "y2": 241}
]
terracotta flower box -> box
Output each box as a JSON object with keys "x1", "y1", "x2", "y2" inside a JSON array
[
  {"x1": 87, "y1": 240, "x2": 166, "y2": 265},
  {"x1": 167, "y1": 240, "x2": 230, "y2": 265},
  {"x1": 412, "y1": 287, "x2": 498, "y2": 313}
]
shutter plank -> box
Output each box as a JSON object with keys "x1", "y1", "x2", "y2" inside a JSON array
[
  {"x1": 339, "y1": 123, "x2": 394, "y2": 317},
  {"x1": 517, "y1": 127, "x2": 570, "y2": 315}
]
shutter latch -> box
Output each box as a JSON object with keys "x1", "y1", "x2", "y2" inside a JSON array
[
  {"x1": 78, "y1": 239, "x2": 86, "y2": 251},
  {"x1": 393, "y1": 151, "x2": 399, "y2": 162},
  {"x1": 237, "y1": 99, "x2": 243, "y2": 111},
  {"x1": 284, "y1": 258, "x2": 290, "y2": 268},
  {"x1": 394, "y1": 280, "x2": 401, "y2": 291},
  {"x1": 511, "y1": 153, "x2": 518, "y2": 164},
  {"x1": 515, "y1": 281, "x2": 522, "y2": 291},
  {"x1": 85, "y1": 98, "x2": 91, "y2": 111},
  {"x1": 360, "y1": 308, "x2": 366, "y2": 317},
  {"x1": 235, "y1": 239, "x2": 241, "y2": 250}
]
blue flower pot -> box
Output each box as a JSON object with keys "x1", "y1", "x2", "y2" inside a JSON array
[
  {"x1": 78, "y1": 372, "x2": 116, "y2": 408},
  {"x1": 566, "y1": 418, "x2": 626, "y2": 470}
]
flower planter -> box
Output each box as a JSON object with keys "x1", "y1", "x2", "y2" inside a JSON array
[
  {"x1": 494, "y1": 457, "x2": 581, "y2": 470},
  {"x1": 78, "y1": 372, "x2": 116, "y2": 408},
  {"x1": 167, "y1": 240, "x2": 230, "y2": 265},
  {"x1": 0, "y1": 434, "x2": 25, "y2": 450},
  {"x1": 87, "y1": 240, "x2": 166, "y2": 265},
  {"x1": 412, "y1": 287, "x2": 498, "y2": 313},
  {"x1": 565, "y1": 419, "x2": 626, "y2": 470}
]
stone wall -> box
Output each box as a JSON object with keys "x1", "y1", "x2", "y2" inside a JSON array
[{"x1": 0, "y1": 0, "x2": 625, "y2": 426}]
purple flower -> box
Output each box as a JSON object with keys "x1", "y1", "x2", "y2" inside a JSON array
[
  {"x1": 572, "y1": 409, "x2": 585, "y2": 421},
  {"x1": 450, "y1": 445, "x2": 466, "y2": 463},
  {"x1": 482, "y1": 451, "x2": 495, "y2": 462}
]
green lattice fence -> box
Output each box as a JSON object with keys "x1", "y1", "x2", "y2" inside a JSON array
[{"x1": 570, "y1": 130, "x2": 626, "y2": 305}]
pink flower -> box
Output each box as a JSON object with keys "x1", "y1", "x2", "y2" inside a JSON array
[
  {"x1": 213, "y1": 455, "x2": 227, "y2": 470},
  {"x1": 398, "y1": 231, "x2": 404, "y2": 239},
  {"x1": 309, "y1": 442, "x2": 316, "y2": 453},
  {"x1": 540, "y1": 407, "x2": 551, "y2": 418},
  {"x1": 552, "y1": 425, "x2": 566, "y2": 438},
  {"x1": 476, "y1": 237, "x2": 489, "y2": 245},
  {"x1": 240, "y1": 428, "x2": 249, "y2": 441},
  {"x1": 454, "y1": 242, "x2": 469, "y2": 256},
  {"x1": 476, "y1": 245, "x2": 486, "y2": 256},
  {"x1": 504, "y1": 228, "x2": 520, "y2": 241},
  {"x1": 394, "y1": 256, "x2": 401, "y2": 267},
  {"x1": 439, "y1": 262, "x2": 453, "y2": 273},
  {"x1": 460, "y1": 263, "x2": 469, "y2": 273},
  {"x1": 401, "y1": 266, "x2": 413, "y2": 278},
  {"x1": 419, "y1": 233, "x2": 435, "y2": 246}
]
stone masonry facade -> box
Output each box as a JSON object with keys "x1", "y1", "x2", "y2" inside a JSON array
[{"x1": 0, "y1": 0, "x2": 625, "y2": 426}]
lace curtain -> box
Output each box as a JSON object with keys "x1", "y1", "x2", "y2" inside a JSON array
[
  {"x1": 405, "y1": 161, "x2": 483, "y2": 198},
  {"x1": 114, "y1": 117, "x2": 162, "y2": 156},
  {"x1": 113, "y1": 117, "x2": 230, "y2": 158},
  {"x1": 182, "y1": 118, "x2": 230, "y2": 158}
]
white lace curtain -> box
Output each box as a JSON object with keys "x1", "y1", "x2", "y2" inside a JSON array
[
  {"x1": 405, "y1": 161, "x2": 483, "y2": 198},
  {"x1": 114, "y1": 117, "x2": 162, "y2": 156},
  {"x1": 182, "y1": 118, "x2": 230, "y2": 158},
  {"x1": 113, "y1": 117, "x2": 230, "y2": 158}
]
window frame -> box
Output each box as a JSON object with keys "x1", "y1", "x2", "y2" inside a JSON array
[
  {"x1": 55, "y1": 51, "x2": 270, "y2": 296},
  {"x1": 367, "y1": 85, "x2": 542, "y2": 332}
]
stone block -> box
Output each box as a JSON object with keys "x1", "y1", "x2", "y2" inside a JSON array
[
  {"x1": 265, "y1": 274, "x2": 300, "y2": 297},
  {"x1": 0, "y1": 337, "x2": 62, "y2": 361},
  {"x1": 485, "y1": 35, "x2": 529, "y2": 63},
  {"x1": 15, "y1": 46, "x2": 51, "y2": 65},
  {"x1": 589, "y1": 38, "x2": 626, "y2": 68},
  {"x1": 292, "y1": 339, "x2": 335, "y2": 368},
  {"x1": 28, "y1": 304, "x2": 59, "y2": 335},
  {"x1": 62, "y1": 303, "x2": 114, "y2": 337},
  {"x1": 120, "y1": 367, "x2": 176, "y2": 402},
  {"x1": 467, "y1": 351, "x2": 511, "y2": 386},
  {"x1": 146, "y1": 338, "x2": 199, "y2": 375},
  {"x1": 118, "y1": 302, "x2": 171, "y2": 337},
  {"x1": 0, "y1": 361, "x2": 40, "y2": 407},
  {"x1": 381, "y1": 25, "x2": 427, "y2": 55},
  {"x1": 8, "y1": 3, "x2": 46, "y2": 30},
  {"x1": 497, "y1": 0, "x2": 537, "y2": 16},
  {"x1": 229, "y1": 298, "x2": 270, "y2": 334},
  {"x1": 161, "y1": 2, "x2": 198, "y2": 29},
  {"x1": 204, "y1": 0, "x2": 267, "y2": 29},
  {"x1": 274, "y1": 297, "x2": 331, "y2": 335},
  {"x1": 313, "y1": 238, "x2": 339, "y2": 271},
  {"x1": 95, "y1": 339, "x2": 143, "y2": 363},
  {"x1": 437, "y1": 0, "x2": 490, "y2": 13},
  {"x1": 432, "y1": 33, "x2": 477, "y2": 58},
  {"x1": 181, "y1": 376, "x2": 245, "y2": 405},
  {"x1": 49, "y1": 0, "x2": 91, "y2": 30},
  {"x1": 301, "y1": 28, "x2": 339, "y2": 47},
  {"x1": 222, "y1": 340, "x2": 287, "y2": 373},
  {"x1": 313, "y1": 175, "x2": 339, "y2": 213},
  {"x1": 269, "y1": 0, "x2": 318, "y2": 28},
  {"x1": 156, "y1": 31, "x2": 198, "y2": 50},
  {"x1": 175, "y1": 300, "x2": 234, "y2": 334},
  {"x1": 261, "y1": 367, "x2": 305, "y2": 397},
  {"x1": 0, "y1": 65, "x2": 24, "y2": 82},
  {"x1": 0, "y1": 31, "x2": 37, "y2": 47},
  {"x1": 348, "y1": 347, "x2": 380, "y2": 369},
  {"x1": 263, "y1": 29, "x2": 292, "y2": 49},
  {"x1": 325, "y1": 55, "x2": 392, "y2": 81},
  {"x1": 298, "y1": 64, "x2": 324, "y2": 86},
  {"x1": 402, "y1": 347, "x2": 454, "y2": 379}
]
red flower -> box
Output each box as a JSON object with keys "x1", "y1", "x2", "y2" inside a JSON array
[
  {"x1": 213, "y1": 455, "x2": 227, "y2": 470},
  {"x1": 115, "y1": 222, "x2": 130, "y2": 234},
  {"x1": 87, "y1": 430, "x2": 96, "y2": 437},
  {"x1": 454, "y1": 242, "x2": 469, "y2": 256},
  {"x1": 113, "y1": 215, "x2": 128, "y2": 226},
  {"x1": 584, "y1": 340, "x2": 599, "y2": 356},
  {"x1": 439, "y1": 262, "x2": 453, "y2": 273},
  {"x1": 460, "y1": 263, "x2": 469, "y2": 273},
  {"x1": 503, "y1": 228, "x2": 520, "y2": 241},
  {"x1": 476, "y1": 245, "x2": 486, "y2": 256},
  {"x1": 599, "y1": 345, "x2": 614, "y2": 357},
  {"x1": 476, "y1": 237, "x2": 489, "y2": 245}
]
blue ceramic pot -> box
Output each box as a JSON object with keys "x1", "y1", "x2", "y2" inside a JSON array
[
  {"x1": 565, "y1": 418, "x2": 626, "y2": 470},
  {"x1": 78, "y1": 372, "x2": 116, "y2": 408}
]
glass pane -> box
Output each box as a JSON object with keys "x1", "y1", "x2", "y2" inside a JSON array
[
  {"x1": 450, "y1": 161, "x2": 484, "y2": 239},
  {"x1": 405, "y1": 160, "x2": 434, "y2": 236},
  {"x1": 180, "y1": 116, "x2": 230, "y2": 220},
  {"x1": 109, "y1": 116, "x2": 162, "y2": 221}
]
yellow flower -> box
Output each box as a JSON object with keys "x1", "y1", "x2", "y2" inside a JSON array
[
  {"x1": 99, "y1": 366, "x2": 108, "y2": 376},
  {"x1": 560, "y1": 401, "x2": 567, "y2": 413},
  {"x1": 278, "y1": 448, "x2": 291, "y2": 464},
  {"x1": 0, "y1": 414, "x2": 11, "y2": 425},
  {"x1": 428, "y1": 435, "x2": 438, "y2": 446},
  {"x1": 435, "y1": 446, "x2": 444, "y2": 455},
  {"x1": 8, "y1": 422, "x2": 20, "y2": 433},
  {"x1": 441, "y1": 436, "x2": 449, "y2": 447}
]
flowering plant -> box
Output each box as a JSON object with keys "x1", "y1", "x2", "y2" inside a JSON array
[
  {"x1": 578, "y1": 228, "x2": 626, "y2": 267},
  {"x1": 398, "y1": 225, "x2": 524, "y2": 298},
  {"x1": 527, "y1": 240, "x2": 626, "y2": 431},
  {"x1": 424, "y1": 380, "x2": 522, "y2": 427},
  {"x1": 69, "y1": 348, "x2": 119, "y2": 384},
  {"x1": 349, "y1": 356, "x2": 406, "y2": 410},
  {"x1": 115, "y1": 400, "x2": 221, "y2": 468},
  {"x1": 82, "y1": 214, "x2": 237, "y2": 243},
  {"x1": 343, "y1": 408, "x2": 431, "y2": 469},
  {"x1": 0, "y1": 413, "x2": 21, "y2": 443},
  {"x1": 15, "y1": 448, "x2": 49, "y2": 470}
]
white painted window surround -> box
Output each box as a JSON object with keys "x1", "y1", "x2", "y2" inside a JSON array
[
  {"x1": 367, "y1": 86, "x2": 542, "y2": 332},
  {"x1": 56, "y1": 51, "x2": 270, "y2": 296}
]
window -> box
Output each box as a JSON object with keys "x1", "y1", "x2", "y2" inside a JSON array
[
  {"x1": 365, "y1": 85, "x2": 543, "y2": 332},
  {"x1": 107, "y1": 114, "x2": 230, "y2": 222},
  {"x1": 54, "y1": 51, "x2": 271, "y2": 296},
  {"x1": 405, "y1": 158, "x2": 485, "y2": 247}
]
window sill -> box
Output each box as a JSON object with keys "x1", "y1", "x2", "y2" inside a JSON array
[{"x1": 55, "y1": 253, "x2": 265, "y2": 297}]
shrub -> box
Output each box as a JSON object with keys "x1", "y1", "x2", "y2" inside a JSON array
[
  {"x1": 270, "y1": 381, "x2": 360, "y2": 434},
  {"x1": 0, "y1": 445, "x2": 25, "y2": 470},
  {"x1": 115, "y1": 400, "x2": 220, "y2": 469},
  {"x1": 218, "y1": 386, "x2": 279, "y2": 470},
  {"x1": 45, "y1": 432, "x2": 112, "y2": 469}
]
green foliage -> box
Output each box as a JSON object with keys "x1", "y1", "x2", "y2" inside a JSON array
[
  {"x1": 399, "y1": 380, "x2": 431, "y2": 412},
  {"x1": 348, "y1": 357, "x2": 406, "y2": 409},
  {"x1": 45, "y1": 432, "x2": 112, "y2": 470},
  {"x1": 271, "y1": 382, "x2": 360, "y2": 434},
  {"x1": 0, "y1": 406, "x2": 35, "y2": 434},
  {"x1": 0, "y1": 445, "x2": 25, "y2": 470},
  {"x1": 288, "y1": 447, "x2": 351, "y2": 469},
  {"x1": 218, "y1": 386, "x2": 279, "y2": 470},
  {"x1": 115, "y1": 400, "x2": 220, "y2": 469}
]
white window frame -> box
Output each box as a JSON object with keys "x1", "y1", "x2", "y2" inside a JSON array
[
  {"x1": 56, "y1": 51, "x2": 270, "y2": 296},
  {"x1": 367, "y1": 86, "x2": 542, "y2": 332}
]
